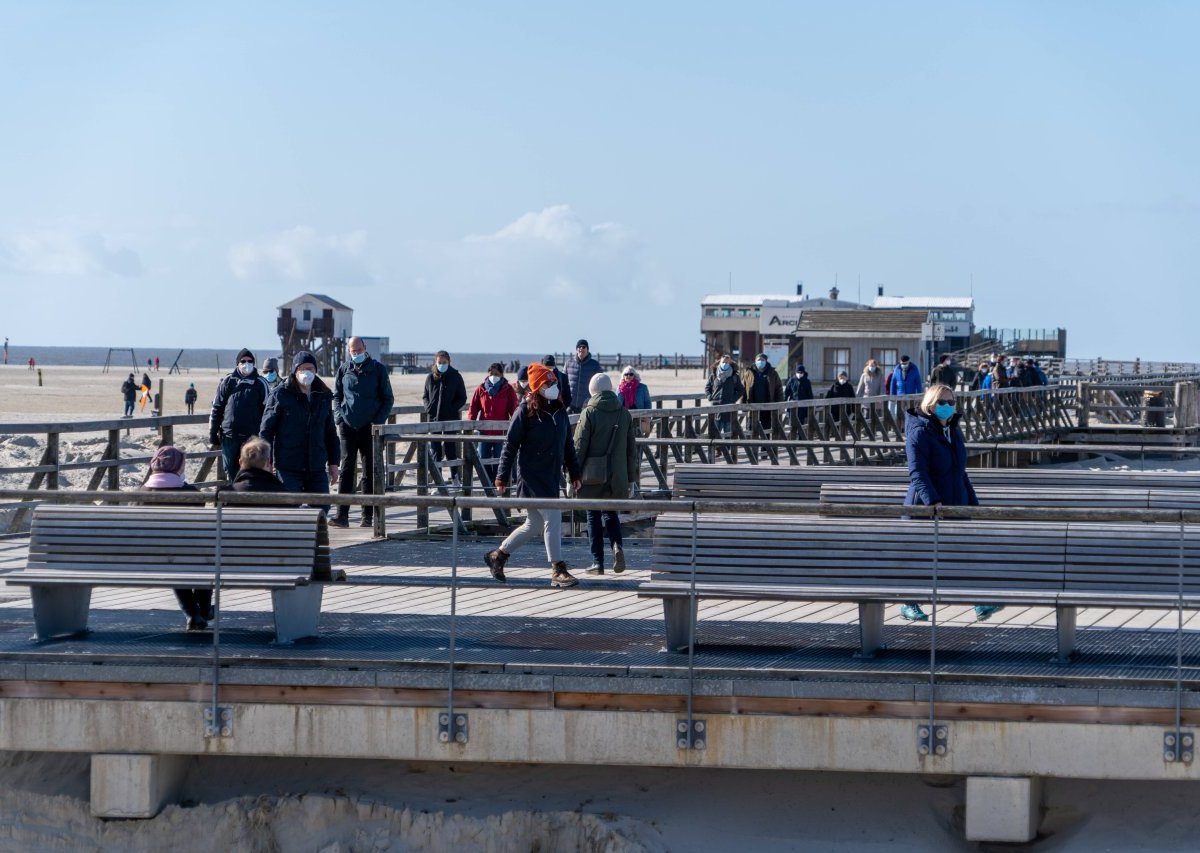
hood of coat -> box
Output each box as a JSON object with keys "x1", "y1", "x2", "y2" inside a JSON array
[
  {"x1": 905, "y1": 407, "x2": 961, "y2": 437},
  {"x1": 586, "y1": 390, "x2": 623, "y2": 412}
]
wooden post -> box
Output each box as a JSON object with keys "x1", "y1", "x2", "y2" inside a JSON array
[
  {"x1": 106, "y1": 429, "x2": 120, "y2": 492},
  {"x1": 1076, "y1": 382, "x2": 1090, "y2": 428},
  {"x1": 372, "y1": 425, "x2": 386, "y2": 538},
  {"x1": 45, "y1": 432, "x2": 60, "y2": 490}
]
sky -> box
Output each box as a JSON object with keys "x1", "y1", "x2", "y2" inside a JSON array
[{"x1": 0, "y1": 1, "x2": 1196, "y2": 359}]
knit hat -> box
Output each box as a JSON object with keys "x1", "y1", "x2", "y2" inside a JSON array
[
  {"x1": 589, "y1": 373, "x2": 612, "y2": 395},
  {"x1": 517, "y1": 366, "x2": 529, "y2": 382},
  {"x1": 264, "y1": 357, "x2": 279, "y2": 372},
  {"x1": 237, "y1": 348, "x2": 255, "y2": 364},
  {"x1": 150, "y1": 445, "x2": 186, "y2": 475},
  {"x1": 527, "y1": 363, "x2": 554, "y2": 393},
  {"x1": 576, "y1": 339, "x2": 589, "y2": 349},
  {"x1": 540, "y1": 355, "x2": 556, "y2": 367},
  {"x1": 292, "y1": 351, "x2": 317, "y2": 371}
]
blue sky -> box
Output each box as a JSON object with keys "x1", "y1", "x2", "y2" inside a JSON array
[{"x1": 0, "y1": 2, "x2": 1196, "y2": 359}]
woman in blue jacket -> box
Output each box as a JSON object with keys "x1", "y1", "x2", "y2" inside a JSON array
[
  {"x1": 901, "y1": 384, "x2": 1001, "y2": 622},
  {"x1": 484, "y1": 363, "x2": 582, "y2": 588}
]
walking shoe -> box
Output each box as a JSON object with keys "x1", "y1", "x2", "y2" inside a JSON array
[
  {"x1": 550, "y1": 562, "x2": 579, "y2": 588},
  {"x1": 586, "y1": 562, "x2": 604, "y2": 575},
  {"x1": 186, "y1": 616, "x2": 208, "y2": 632},
  {"x1": 329, "y1": 516, "x2": 350, "y2": 529},
  {"x1": 899, "y1": 604, "x2": 929, "y2": 622},
  {"x1": 974, "y1": 605, "x2": 1004, "y2": 622},
  {"x1": 484, "y1": 548, "x2": 509, "y2": 582},
  {"x1": 612, "y1": 543, "x2": 626, "y2": 574},
  {"x1": 358, "y1": 515, "x2": 373, "y2": 528}
]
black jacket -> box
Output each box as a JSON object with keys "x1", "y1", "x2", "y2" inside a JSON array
[
  {"x1": 930, "y1": 363, "x2": 958, "y2": 389},
  {"x1": 209, "y1": 371, "x2": 270, "y2": 444},
  {"x1": 334, "y1": 356, "x2": 395, "y2": 430},
  {"x1": 497, "y1": 399, "x2": 581, "y2": 498},
  {"x1": 566, "y1": 355, "x2": 601, "y2": 411},
  {"x1": 259, "y1": 377, "x2": 341, "y2": 473},
  {"x1": 121, "y1": 378, "x2": 137, "y2": 401},
  {"x1": 784, "y1": 375, "x2": 814, "y2": 402},
  {"x1": 231, "y1": 466, "x2": 290, "y2": 493},
  {"x1": 824, "y1": 380, "x2": 856, "y2": 420},
  {"x1": 422, "y1": 366, "x2": 467, "y2": 422}
]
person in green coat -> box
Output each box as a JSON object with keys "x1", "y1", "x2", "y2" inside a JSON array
[{"x1": 573, "y1": 373, "x2": 639, "y2": 575}]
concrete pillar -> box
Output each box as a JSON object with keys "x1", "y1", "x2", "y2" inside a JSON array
[
  {"x1": 965, "y1": 776, "x2": 1042, "y2": 843},
  {"x1": 90, "y1": 753, "x2": 188, "y2": 818}
]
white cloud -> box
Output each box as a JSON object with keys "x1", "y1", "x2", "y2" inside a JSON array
[
  {"x1": 228, "y1": 226, "x2": 372, "y2": 286},
  {"x1": 0, "y1": 229, "x2": 143, "y2": 277}
]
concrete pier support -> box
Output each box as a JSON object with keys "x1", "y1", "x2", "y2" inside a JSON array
[
  {"x1": 90, "y1": 753, "x2": 188, "y2": 818},
  {"x1": 965, "y1": 776, "x2": 1042, "y2": 843}
]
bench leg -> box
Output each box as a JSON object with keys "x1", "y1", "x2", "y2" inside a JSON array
[
  {"x1": 856, "y1": 602, "x2": 885, "y2": 658},
  {"x1": 271, "y1": 585, "x2": 323, "y2": 644},
  {"x1": 1054, "y1": 606, "x2": 1077, "y2": 663},
  {"x1": 662, "y1": 597, "x2": 697, "y2": 652},
  {"x1": 29, "y1": 585, "x2": 91, "y2": 640}
]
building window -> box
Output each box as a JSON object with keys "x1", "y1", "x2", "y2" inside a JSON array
[
  {"x1": 302, "y1": 309, "x2": 311, "y2": 321},
  {"x1": 823, "y1": 347, "x2": 850, "y2": 380},
  {"x1": 871, "y1": 348, "x2": 898, "y2": 374}
]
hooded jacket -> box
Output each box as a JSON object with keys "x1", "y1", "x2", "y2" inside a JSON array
[
  {"x1": 496, "y1": 398, "x2": 581, "y2": 498},
  {"x1": 566, "y1": 354, "x2": 602, "y2": 411},
  {"x1": 231, "y1": 466, "x2": 290, "y2": 494},
  {"x1": 334, "y1": 355, "x2": 395, "y2": 430},
  {"x1": 259, "y1": 375, "x2": 341, "y2": 473},
  {"x1": 209, "y1": 348, "x2": 269, "y2": 444},
  {"x1": 784, "y1": 372, "x2": 814, "y2": 402},
  {"x1": 887, "y1": 361, "x2": 923, "y2": 396},
  {"x1": 739, "y1": 363, "x2": 783, "y2": 405},
  {"x1": 903, "y1": 408, "x2": 978, "y2": 507},
  {"x1": 422, "y1": 365, "x2": 467, "y2": 422},
  {"x1": 705, "y1": 366, "x2": 744, "y2": 405},
  {"x1": 121, "y1": 376, "x2": 138, "y2": 401},
  {"x1": 469, "y1": 378, "x2": 520, "y2": 435},
  {"x1": 930, "y1": 361, "x2": 958, "y2": 389},
  {"x1": 573, "y1": 390, "x2": 639, "y2": 499}
]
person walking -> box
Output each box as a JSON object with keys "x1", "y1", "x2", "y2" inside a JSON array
[
  {"x1": 740, "y1": 353, "x2": 783, "y2": 433},
  {"x1": 484, "y1": 363, "x2": 582, "y2": 589},
  {"x1": 230, "y1": 436, "x2": 289, "y2": 495},
  {"x1": 331, "y1": 337, "x2": 395, "y2": 528},
  {"x1": 540, "y1": 355, "x2": 571, "y2": 403},
  {"x1": 855, "y1": 358, "x2": 884, "y2": 419},
  {"x1": 566, "y1": 339, "x2": 601, "y2": 414},
  {"x1": 887, "y1": 354, "x2": 922, "y2": 396},
  {"x1": 184, "y1": 383, "x2": 197, "y2": 415},
  {"x1": 705, "y1": 355, "x2": 744, "y2": 436},
  {"x1": 208, "y1": 348, "x2": 270, "y2": 482},
  {"x1": 138, "y1": 445, "x2": 209, "y2": 631},
  {"x1": 469, "y1": 362, "x2": 520, "y2": 475},
  {"x1": 783, "y1": 363, "x2": 814, "y2": 434},
  {"x1": 259, "y1": 351, "x2": 340, "y2": 514},
  {"x1": 139, "y1": 371, "x2": 152, "y2": 412},
  {"x1": 154, "y1": 356, "x2": 160, "y2": 372},
  {"x1": 900, "y1": 384, "x2": 1000, "y2": 623},
  {"x1": 930, "y1": 354, "x2": 958, "y2": 390},
  {"x1": 262, "y1": 357, "x2": 285, "y2": 392},
  {"x1": 121, "y1": 373, "x2": 137, "y2": 417},
  {"x1": 575, "y1": 373, "x2": 638, "y2": 575},
  {"x1": 422, "y1": 351, "x2": 467, "y2": 486},
  {"x1": 824, "y1": 370, "x2": 856, "y2": 423}
]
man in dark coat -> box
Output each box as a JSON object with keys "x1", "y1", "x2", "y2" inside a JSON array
[
  {"x1": 824, "y1": 370, "x2": 857, "y2": 422},
  {"x1": 740, "y1": 353, "x2": 784, "y2": 432},
  {"x1": 422, "y1": 350, "x2": 467, "y2": 485},
  {"x1": 332, "y1": 336, "x2": 395, "y2": 527},
  {"x1": 565, "y1": 339, "x2": 601, "y2": 414},
  {"x1": 259, "y1": 351, "x2": 340, "y2": 513},
  {"x1": 121, "y1": 373, "x2": 137, "y2": 417},
  {"x1": 209, "y1": 347, "x2": 270, "y2": 481},
  {"x1": 230, "y1": 436, "x2": 289, "y2": 495},
  {"x1": 930, "y1": 355, "x2": 958, "y2": 389}
]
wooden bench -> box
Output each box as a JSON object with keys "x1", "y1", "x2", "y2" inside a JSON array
[
  {"x1": 818, "y1": 483, "x2": 1200, "y2": 511},
  {"x1": 672, "y1": 463, "x2": 1200, "y2": 502},
  {"x1": 6, "y1": 506, "x2": 332, "y2": 643},
  {"x1": 638, "y1": 513, "x2": 1200, "y2": 661}
]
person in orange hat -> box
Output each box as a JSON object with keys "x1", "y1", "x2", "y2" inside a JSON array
[{"x1": 484, "y1": 362, "x2": 582, "y2": 588}]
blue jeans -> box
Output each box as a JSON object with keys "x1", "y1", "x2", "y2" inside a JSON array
[
  {"x1": 277, "y1": 468, "x2": 331, "y2": 515},
  {"x1": 221, "y1": 436, "x2": 245, "y2": 483},
  {"x1": 479, "y1": 439, "x2": 502, "y2": 474},
  {"x1": 123, "y1": 400, "x2": 134, "y2": 417}
]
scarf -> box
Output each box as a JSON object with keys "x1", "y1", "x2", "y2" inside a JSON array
[
  {"x1": 145, "y1": 472, "x2": 186, "y2": 489},
  {"x1": 618, "y1": 378, "x2": 640, "y2": 409}
]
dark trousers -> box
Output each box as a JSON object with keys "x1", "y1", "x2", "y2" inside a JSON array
[
  {"x1": 587, "y1": 510, "x2": 623, "y2": 562},
  {"x1": 337, "y1": 423, "x2": 374, "y2": 520},
  {"x1": 221, "y1": 435, "x2": 245, "y2": 482},
  {"x1": 123, "y1": 399, "x2": 134, "y2": 417},
  {"x1": 479, "y1": 438, "x2": 502, "y2": 473},
  {"x1": 186, "y1": 403, "x2": 195, "y2": 414},
  {"x1": 431, "y1": 431, "x2": 459, "y2": 477},
  {"x1": 278, "y1": 468, "x2": 331, "y2": 515},
  {"x1": 174, "y1": 588, "x2": 212, "y2": 620}
]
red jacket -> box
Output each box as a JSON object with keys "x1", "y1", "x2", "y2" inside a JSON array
[{"x1": 468, "y1": 380, "x2": 519, "y2": 435}]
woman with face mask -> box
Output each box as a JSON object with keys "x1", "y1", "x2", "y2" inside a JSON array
[
  {"x1": 899, "y1": 384, "x2": 999, "y2": 623},
  {"x1": 704, "y1": 356, "x2": 744, "y2": 437},
  {"x1": 485, "y1": 363, "x2": 583, "y2": 589},
  {"x1": 824, "y1": 370, "x2": 857, "y2": 424},
  {"x1": 469, "y1": 362, "x2": 520, "y2": 473},
  {"x1": 422, "y1": 350, "x2": 468, "y2": 486},
  {"x1": 855, "y1": 359, "x2": 884, "y2": 421}
]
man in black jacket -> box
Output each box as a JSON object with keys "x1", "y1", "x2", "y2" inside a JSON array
[
  {"x1": 121, "y1": 373, "x2": 137, "y2": 417},
  {"x1": 422, "y1": 350, "x2": 467, "y2": 485},
  {"x1": 332, "y1": 336, "x2": 395, "y2": 527},
  {"x1": 209, "y1": 348, "x2": 270, "y2": 481}
]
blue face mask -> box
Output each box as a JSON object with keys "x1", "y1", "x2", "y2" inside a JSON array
[
  {"x1": 265, "y1": 372, "x2": 278, "y2": 382},
  {"x1": 719, "y1": 363, "x2": 732, "y2": 373},
  {"x1": 351, "y1": 353, "x2": 366, "y2": 365},
  {"x1": 934, "y1": 403, "x2": 956, "y2": 422},
  {"x1": 436, "y1": 363, "x2": 449, "y2": 373},
  {"x1": 755, "y1": 360, "x2": 766, "y2": 370}
]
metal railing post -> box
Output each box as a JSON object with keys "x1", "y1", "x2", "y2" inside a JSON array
[{"x1": 440, "y1": 497, "x2": 467, "y2": 744}]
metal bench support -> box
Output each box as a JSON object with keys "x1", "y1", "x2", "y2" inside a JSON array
[
  {"x1": 30, "y1": 584, "x2": 91, "y2": 640},
  {"x1": 856, "y1": 602, "x2": 885, "y2": 658},
  {"x1": 271, "y1": 585, "x2": 324, "y2": 644},
  {"x1": 1054, "y1": 606, "x2": 1077, "y2": 663},
  {"x1": 662, "y1": 597, "x2": 696, "y2": 652}
]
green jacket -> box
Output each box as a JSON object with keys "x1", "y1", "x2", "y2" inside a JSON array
[{"x1": 573, "y1": 391, "x2": 639, "y2": 499}]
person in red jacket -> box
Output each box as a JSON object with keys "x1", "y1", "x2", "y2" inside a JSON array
[{"x1": 469, "y1": 362, "x2": 520, "y2": 474}]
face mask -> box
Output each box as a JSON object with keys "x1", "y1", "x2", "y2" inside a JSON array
[
  {"x1": 265, "y1": 372, "x2": 278, "y2": 382},
  {"x1": 755, "y1": 360, "x2": 766, "y2": 370},
  {"x1": 487, "y1": 375, "x2": 501, "y2": 386},
  {"x1": 540, "y1": 384, "x2": 560, "y2": 401},
  {"x1": 436, "y1": 363, "x2": 449, "y2": 374},
  {"x1": 238, "y1": 362, "x2": 255, "y2": 376},
  {"x1": 868, "y1": 367, "x2": 878, "y2": 374},
  {"x1": 297, "y1": 370, "x2": 315, "y2": 386},
  {"x1": 838, "y1": 378, "x2": 848, "y2": 385},
  {"x1": 934, "y1": 403, "x2": 956, "y2": 421},
  {"x1": 351, "y1": 353, "x2": 366, "y2": 365},
  {"x1": 719, "y1": 363, "x2": 731, "y2": 373},
  {"x1": 518, "y1": 381, "x2": 528, "y2": 390}
]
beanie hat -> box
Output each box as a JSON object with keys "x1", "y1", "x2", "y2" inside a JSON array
[
  {"x1": 576, "y1": 339, "x2": 589, "y2": 349},
  {"x1": 517, "y1": 366, "x2": 529, "y2": 382},
  {"x1": 150, "y1": 445, "x2": 186, "y2": 475},
  {"x1": 540, "y1": 354, "x2": 556, "y2": 367},
  {"x1": 237, "y1": 348, "x2": 255, "y2": 363},
  {"x1": 293, "y1": 351, "x2": 317, "y2": 371},
  {"x1": 264, "y1": 357, "x2": 279, "y2": 372},
  {"x1": 527, "y1": 363, "x2": 553, "y2": 393},
  {"x1": 589, "y1": 373, "x2": 612, "y2": 395}
]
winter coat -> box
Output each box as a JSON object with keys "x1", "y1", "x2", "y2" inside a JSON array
[
  {"x1": 551, "y1": 367, "x2": 571, "y2": 404},
  {"x1": 138, "y1": 481, "x2": 200, "y2": 506},
  {"x1": 566, "y1": 355, "x2": 602, "y2": 411},
  {"x1": 739, "y1": 365, "x2": 783, "y2": 405},
  {"x1": 705, "y1": 368, "x2": 744, "y2": 406},
  {"x1": 930, "y1": 363, "x2": 958, "y2": 389},
  {"x1": 230, "y1": 466, "x2": 289, "y2": 494},
  {"x1": 785, "y1": 374, "x2": 814, "y2": 402},
  {"x1": 904, "y1": 408, "x2": 978, "y2": 507},
  {"x1": 184, "y1": 387, "x2": 198, "y2": 405},
  {"x1": 573, "y1": 391, "x2": 638, "y2": 499},
  {"x1": 468, "y1": 379, "x2": 520, "y2": 435},
  {"x1": 334, "y1": 356, "x2": 395, "y2": 430},
  {"x1": 990, "y1": 365, "x2": 1009, "y2": 389},
  {"x1": 1017, "y1": 365, "x2": 1039, "y2": 388},
  {"x1": 855, "y1": 371, "x2": 883, "y2": 398},
  {"x1": 121, "y1": 378, "x2": 137, "y2": 401},
  {"x1": 209, "y1": 371, "x2": 270, "y2": 444},
  {"x1": 887, "y1": 362, "x2": 922, "y2": 396},
  {"x1": 259, "y1": 377, "x2": 341, "y2": 474},
  {"x1": 422, "y1": 366, "x2": 467, "y2": 422},
  {"x1": 824, "y1": 379, "x2": 856, "y2": 421},
  {"x1": 618, "y1": 380, "x2": 652, "y2": 411},
  {"x1": 496, "y1": 399, "x2": 581, "y2": 498}
]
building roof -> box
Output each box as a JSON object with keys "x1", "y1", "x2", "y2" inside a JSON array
[
  {"x1": 797, "y1": 308, "x2": 931, "y2": 334},
  {"x1": 701, "y1": 294, "x2": 798, "y2": 306},
  {"x1": 278, "y1": 293, "x2": 354, "y2": 311},
  {"x1": 872, "y1": 295, "x2": 974, "y2": 310}
]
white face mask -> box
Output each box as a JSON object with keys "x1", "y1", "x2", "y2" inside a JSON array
[
  {"x1": 297, "y1": 370, "x2": 315, "y2": 386},
  {"x1": 487, "y1": 375, "x2": 501, "y2": 386},
  {"x1": 238, "y1": 362, "x2": 255, "y2": 376},
  {"x1": 540, "y1": 384, "x2": 560, "y2": 401}
]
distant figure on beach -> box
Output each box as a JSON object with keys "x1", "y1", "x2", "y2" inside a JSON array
[
  {"x1": 121, "y1": 373, "x2": 137, "y2": 417},
  {"x1": 262, "y1": 357, "x2": 284, "y2": 392},
  {"x1": 930, "y1": 354, "x2": 957, "y2": 390},
  {"x1": 705, "y1": 355, "x2": 744, "y2": 436},
  {"x1": 567, "y1": 339, "x2": 601, "y2": 414},
  {"x1": 154, "y1": 356, "x2": 160, "y2": 372},
  {"x1": 139, "y1": 445, "x2": 209, "y2": 632},
  {"x1": 540, "y1": 355, "x2": 571, "y2": 404},
  {"x1": 331, "y1": 336, "x2": 395, "y2": 529},
  {"x1": 2, "y1": 337, "x2": 8, "y2": 364},
  {"x1": 230, "y1": 436, "x2": 288, "y2": 495},
  {"x1": 469, "y1": 362, "x2": 519, "y2": 475},
  {"x1": 259, "y1": 351, "x2": 340, "y2": 514},
  {"x1": 574, "y1": 373, "x2": 637, "y2": 575},
  {"x1": 209, "y1": 348, "x2": 270, "y2": 481},
  {"x1": 422, "y1": 351, "x2": 467, "y2": 486},
  {"x1": 147, "y1": 358, "x2": 152, "y2": 370},
  {"x1": 740, "y1": 353, "x2": 783, "y2": 433},
  {"x1": 618, "y1": 365, "x2": 652, "y2": 436},
  {"x1": 184, "y1": 383, "x2": 197, "y2": 415},
  {"x1": 825, "y1": 370, "x2": 857, "y2": 422},
  {"x1": 139, "y1": 371, "x2": 152, "y2": 412},
  {"x1": 485, "y1": 363, "x2": 581, "y2": 589},
  {"x1": 28, "y1": 356, "x2": 35, "y2": 370}
]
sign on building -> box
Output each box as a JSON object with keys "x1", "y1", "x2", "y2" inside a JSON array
[{"x1": 759, "y1": 307, "x2": 803, "y2": 335}]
